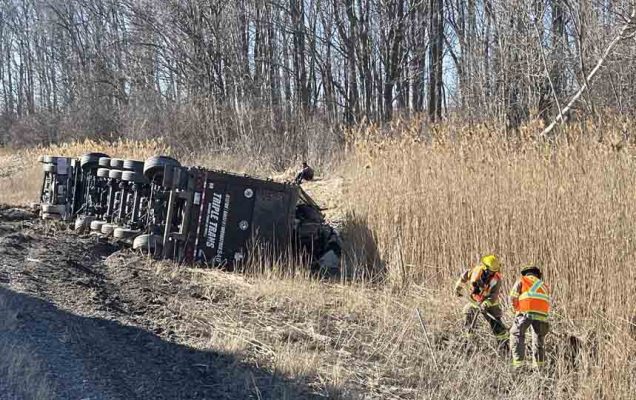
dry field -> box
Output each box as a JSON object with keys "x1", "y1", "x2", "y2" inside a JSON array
[{"x1": 0, "y1": 118, "x2": 635, "y2": 399}]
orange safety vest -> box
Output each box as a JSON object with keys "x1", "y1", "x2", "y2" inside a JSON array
[
  {"x1": 515, "y1": 276, "x2": 550, "y2": 316},
  {"x1": 468, "y1": 265, "x2": 501, "y2": 304}
]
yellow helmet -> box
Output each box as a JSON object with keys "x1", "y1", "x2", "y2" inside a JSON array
[{"x1": 481, "y1": 254, "x2": 501, "y2": 272}]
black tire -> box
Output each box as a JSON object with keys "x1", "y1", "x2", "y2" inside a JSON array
[
  {"x1": 98, "y1": 157, "x2": 112, "y2": 168},
  {"x1": 101, "y1": 223, "x2": 117, "y2": 236},
  {"x1": 113, "y1": 227, "x2": 140, "y2": 240},
  {"x1": 108, "y1": 169, "x2": 123, "y2": 180},
  {"x1": 132, "y1": 234, "x2": 163, "y2": 253},
  {"x1": 42, "y1": 212, "x2": 62, "y2": 221},
  {"x1": 81, "y1": 152, "x2": 110, "y2": 169},
  {"x1": 42, "y1": 204, "x2": 65, "y2": 214},
  {"x1": 74, "y1": 216, "x2": 95, "y2": 233},
  {"x1": 123, "y1": 160, "x2": 144, "y2": 172},
  {"x1": 90, "y1": 220, "x2": 107, "y2": 231},
  {"x1": 143, "y1": 156, "x2": 180, "y2": 179},
  {"x1": 121, "y1": 170, "x2": 148, "y2": 184},
  {"x1": 43, "y1": 164, "x2": 56, "y2": 173},
  {"x1": 110, "y1": 158, "x2": 125, "y2": 169},
  {"x1": 97, "y1": 168, "x2": 110, "y2": 178}
]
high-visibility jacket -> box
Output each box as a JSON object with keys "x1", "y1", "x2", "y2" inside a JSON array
[
  {"x1": 459, "y1": 265, "x2": 502, "y2": 306},
  {"x1": 510, "y1": 275, "x2": 550, "y2": 319}
]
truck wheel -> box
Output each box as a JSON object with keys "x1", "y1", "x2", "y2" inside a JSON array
[
  {"x1": 43, "y1": 164, "x2": 56, "y2": 173},
  {"x1": 42, "y1": 212, "x2": 62, "y2": 221},
  {"x1": 114, "y1": 227, "x2": 140, "y2": 240},
  {"x1": 90, "y1": 220, "x2": 106, "y2": 231},
  {"x1": 75, "y1": 216, "x2": 95, "y2": 233},
  {"x1": 108, "y1": 169, "x2": 123, "y2": 180},
  {"x1": 110, "y1": 158, "x2": 125, "y2": 169},
  {"x1": 42, "y1": 204, "x2": 65, "y2": 214},
  {"x1": 101, "y1": 223, "x2": 117, "y2": 236},
  {"x1": 97, "y1": 168, "x2": 110, "y2": 178},
  {"x1": 98, "y1": 157, "x2": 112, "y2": 168},
  {"x1": 143, "y1": 156, "x2": 180, "y2": 179},
  {"x1": 123, "y1": 160, "x2": 144, "y2": 172},
  {"x1": 81, "y1": 153, "x2": 110, "y2": 169},
  {"x1": 121, "y1": 170, "x2": 148, "y2": 184},
  {"x1": 132, "y1": 234, "x2": 162, "y2": 254}
]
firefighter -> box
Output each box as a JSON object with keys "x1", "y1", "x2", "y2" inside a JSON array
[
  {"x1": 509, "y1": 265, "x2": 550, "y2": 368},
  {"x1": 294, "y1": 162, "x2": 314, "y2": 185},
  {"x1": 454, "y1": 254, "x2": 508, "y2": 344}
]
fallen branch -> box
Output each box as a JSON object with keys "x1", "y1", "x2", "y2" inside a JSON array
[
  {"x1": 415, "y1": 308, "x2": 439, "y2": 369},
  {"x1": 540, "y1": 5, "x2": 636, "y2": 138}
]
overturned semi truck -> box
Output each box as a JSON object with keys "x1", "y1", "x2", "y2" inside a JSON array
[{"x1": 36, "y1": 153, "x2": 341, "y2": 272}]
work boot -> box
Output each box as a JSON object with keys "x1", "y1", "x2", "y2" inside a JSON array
[{"x1": 511, "y1": 359, "x2": 525, "y2": 370}]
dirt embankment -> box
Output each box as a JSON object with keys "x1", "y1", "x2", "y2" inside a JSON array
[{"x1": 0, "y1": 206, "x2": 326, "y2": 399}]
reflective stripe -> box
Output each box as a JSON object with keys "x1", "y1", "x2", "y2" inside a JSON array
[
  {"x1": 529, "y1": 279, "x2": 543, "y2": 293},
  {"x1": 469, "y1": 298, "x2": 499, "y2": 307},
  {"x1": 519, "y1": 292, "x2": 550, "y2": 301},
  {"x1": 496, "y1": 332, "x2": 509, "y2": 340},
  {"x1": 489, "y1": 277, "x2": 499, "y2": 289}
]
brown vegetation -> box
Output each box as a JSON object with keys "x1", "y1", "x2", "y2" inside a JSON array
[{"x1": 1, "y1": 117, "x2": 635, "y2": 398}]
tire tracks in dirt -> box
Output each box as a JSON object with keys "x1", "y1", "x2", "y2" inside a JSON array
[{"x1": 0, "y1": 206, "x2": 321, "y2": 399}]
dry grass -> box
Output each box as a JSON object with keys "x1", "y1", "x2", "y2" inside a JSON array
[
  {"x1": 338, "y1": 116, "x2": 636, "y2": 398},
  {"x1": 1, "y1": 118, "x2": 636, "y2": 398}
]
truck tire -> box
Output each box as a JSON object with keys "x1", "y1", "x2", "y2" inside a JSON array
[
  {"x1": 110, "y1": 158, "x2": 125, "y2": 169},
  {"x1": 108, "y1": 169, "x2": 123, "y2": 180},
  {"x1": 121, "y1": 170, "x2": 148, "y2": 184},
  {"x1": 101, "y1": 223, "x2": 117, "y2": 236},
  {"x1": 132, "y1": 234, "x2": 162, "y2": 254},
  {"x1": 90, "y1": 220, "x2": 106, "y2": 231},
  {"x1": 42, "y1": 204, "x2": 65, "y2": 214},
  {"x1": 97, "y1": 168, "x2": 110, "y2": 178},
  {"x1": 113, "y1": 227, "x2": 140, "y2": 240},
  {"x1": 98, "y1": 157, "x2": 112, "y2": 168},
  {"x1": 43, "y1": 164, "x2": 56, "y2": 173},
  {"x1": 75, "y1": 216, "x2": 95, "y2": 233},
  {"x1": 123, "y1": 160, "x2": 144, "y2": 172},
  {"x1": 80, "y1": 153, "x2": 110, "y2": 169},
  {"x1": 42, "y1": 212, "x2": 62, "y2": 221},
  {"x1": 143, "y1": 156, "x2": 180, "y2": 179}
]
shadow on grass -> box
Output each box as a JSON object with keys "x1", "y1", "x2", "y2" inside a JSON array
[
  {"x1": 338, "y1": 211, "x2": 386, "y2": 283},
  {"x1": 0, "y1": 286, "x2": 336, "y2": 400}
]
